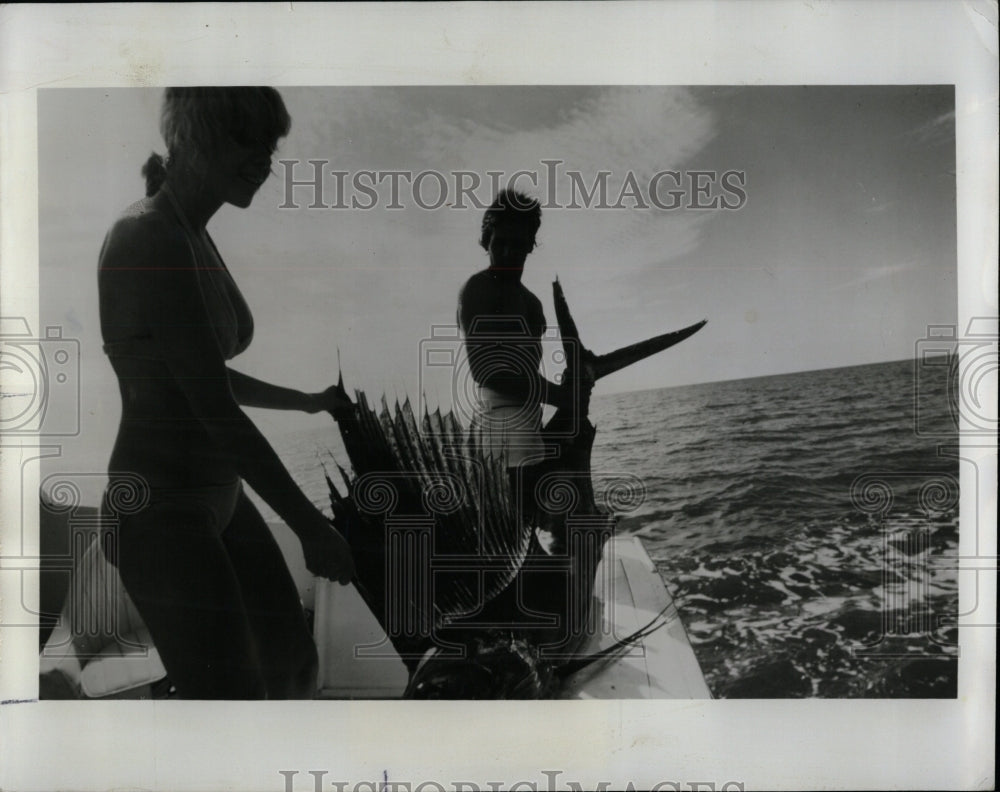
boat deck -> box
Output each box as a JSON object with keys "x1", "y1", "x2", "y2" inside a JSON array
[
  {"x1": 38, "y1": 506, "x2": 710, "y2": 700},
  {"x1": 314, "y1": 535, "x2": 711, "y2": 699}
]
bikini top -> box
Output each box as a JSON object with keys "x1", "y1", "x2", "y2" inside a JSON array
[{"x1": 101, "y1": 184, "x2": 255, "y2": 363}]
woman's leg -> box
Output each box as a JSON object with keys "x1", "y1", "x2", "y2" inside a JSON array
[
  {"x1": 115, "y1": 495, "x2": 266, "y2": 699},
  {"x1": 220, "y1": 491, "x2": 318, "y2": 699}
]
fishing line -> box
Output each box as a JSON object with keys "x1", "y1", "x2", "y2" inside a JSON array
[{"x1": 555, "y1": 600, "x2": 675, "y2": 678}]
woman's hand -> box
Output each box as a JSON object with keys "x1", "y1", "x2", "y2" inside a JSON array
[
  {"x1": 310, "y1": 385, "x2": 355, "y2": 420},
  {"x1": 297, "y1": 512, "x2": 356, "y2": 584}
]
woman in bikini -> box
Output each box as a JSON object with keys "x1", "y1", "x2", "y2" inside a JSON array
[{"x1": 97, "y1": 87, "x2": 354, "y2": 699}]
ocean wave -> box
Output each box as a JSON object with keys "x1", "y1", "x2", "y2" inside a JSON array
[{"x1": 267, "y1": 357, "x2": 958, "y2": 698}]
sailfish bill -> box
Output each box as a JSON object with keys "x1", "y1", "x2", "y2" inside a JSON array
[{"x1": 593, "y1": 319, "x2": 708, "y2": 381}]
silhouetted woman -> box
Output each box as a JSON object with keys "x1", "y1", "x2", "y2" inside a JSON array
[{"x1": 97, "y1": 87, "x2": 354, "y2": 699}]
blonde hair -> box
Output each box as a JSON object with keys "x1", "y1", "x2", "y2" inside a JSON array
[{"x1": 143, "y1": 87, "x2": 291, "y2": 195}]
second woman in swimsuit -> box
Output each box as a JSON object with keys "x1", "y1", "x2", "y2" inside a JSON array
[{"x1": 98, "y1": 87, "x2": 354, "y2": 699}]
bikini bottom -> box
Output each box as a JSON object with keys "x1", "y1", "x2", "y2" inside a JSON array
[{"x1": 100, "y1": 478, "x2": 242, "y2": 566}]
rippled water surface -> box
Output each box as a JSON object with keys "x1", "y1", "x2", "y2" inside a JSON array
[{"x1": 262, "y1": 357, "x2": 959, "y2": 698}]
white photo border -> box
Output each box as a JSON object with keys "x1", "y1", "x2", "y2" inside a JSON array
[{"x1": 1, "y1": 3, "x2": 996, "y2": 791}]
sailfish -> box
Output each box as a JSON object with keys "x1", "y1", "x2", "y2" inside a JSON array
[{"x1": 326, "y1": 280, "x2": 706, "y2": 698}]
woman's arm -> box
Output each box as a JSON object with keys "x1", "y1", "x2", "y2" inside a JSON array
[
  {"x1": 227, "y1": 369, "x2": 353, "y2": 416},
  {"x1": 226, "y1": 368, "x2": 320, "y2": 412},
  {"x1": 102, "y1": 213, "x2": 353, "y2": 582}
]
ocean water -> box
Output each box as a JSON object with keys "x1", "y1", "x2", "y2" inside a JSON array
[{"x1": 260, "y1": 357, "x2": 959, "y2": 698}]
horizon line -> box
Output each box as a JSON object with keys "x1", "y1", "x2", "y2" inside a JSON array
[{"x1": 594, "y1": 354, "x2": 936, "y2": 400}]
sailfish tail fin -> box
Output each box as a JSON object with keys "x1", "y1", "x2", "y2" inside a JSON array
[{"x1": 552, "y1": 279, "x2": 706, "y2": 382}]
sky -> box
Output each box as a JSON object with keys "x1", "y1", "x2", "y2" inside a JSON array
[{"x1": 37, "y1": 86, "x2": 956, "y2": 484}]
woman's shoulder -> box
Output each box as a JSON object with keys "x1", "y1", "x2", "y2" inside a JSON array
[
  {"x1": 101, "y1": 197, "x2": 190, "y2": 267},
  {"x1": 109, "y1": 196, "x2": 174, "y2": 237}
]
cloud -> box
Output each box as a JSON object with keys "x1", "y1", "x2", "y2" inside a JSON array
[
  {"x1": 223, "y1": 86, "x2": 721, "y2": 380},
  {"x1": 275, "y1": 87, "x2": 717, "y2": 265},
  {"x1": 903, "y1": 109, "x2": 956, "y2": 149},
  {"x1": 863, "y1": 199, "x2": 896, "y2": 214},
  {"x1": 38, "y1": 86, "x2": 959, "y2": 407},
  {"x1": 831, "y1": 261, "x2": 917, "y2": 292}
]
